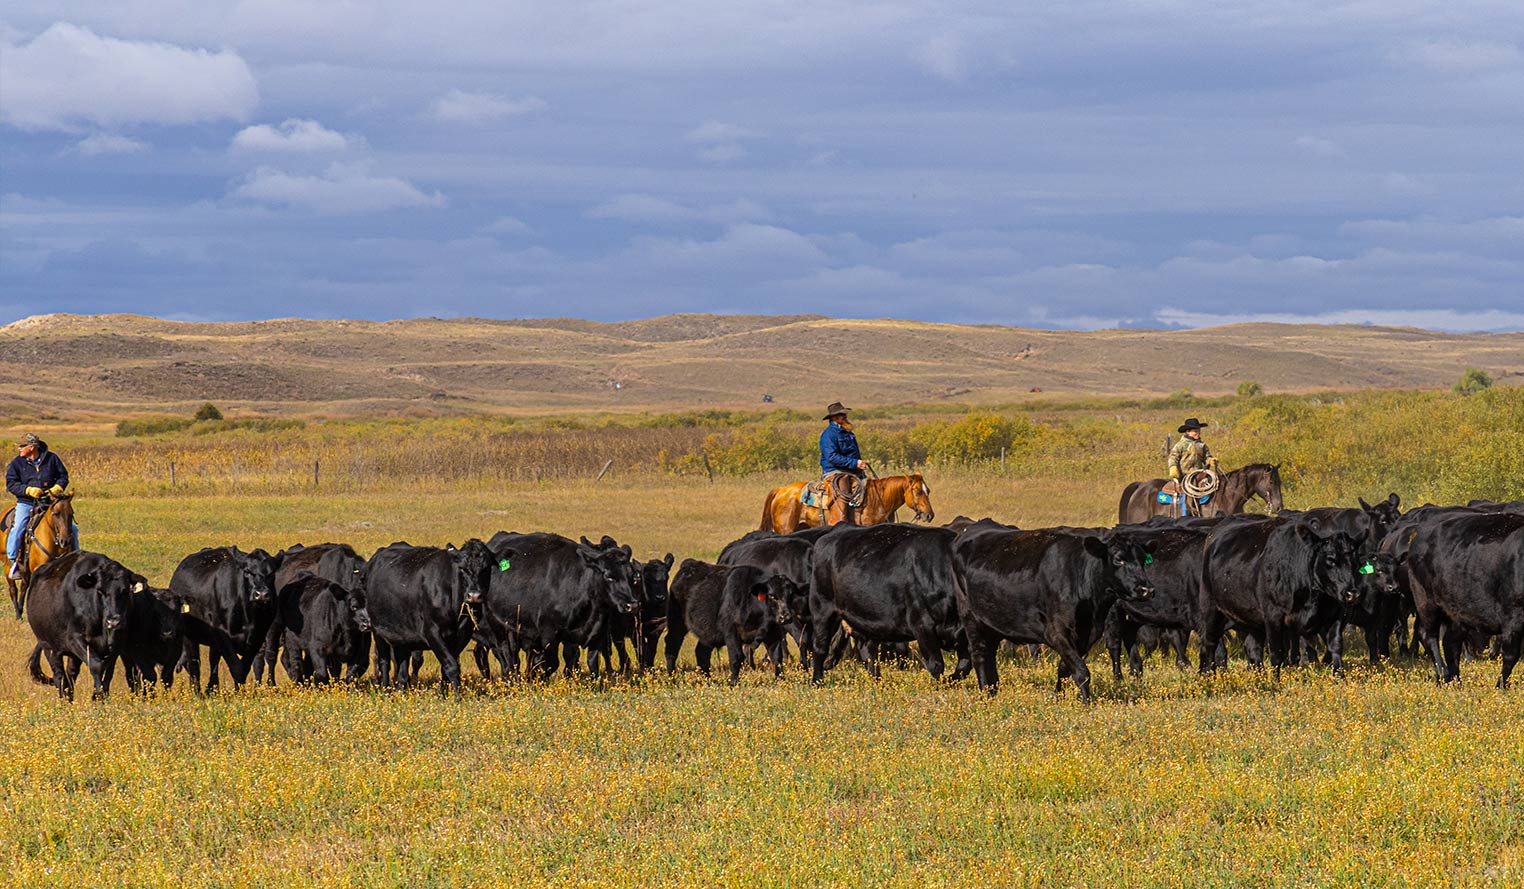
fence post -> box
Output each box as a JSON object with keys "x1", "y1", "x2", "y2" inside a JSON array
[
  {"x1": 1000, "y1": 447, "x2": 1005, "y2": 470},
  {"x1": 596, "y1": 459, "x2": 614, "y2": 482},
  {"x1": 701, "y1": 451, "x2": 715, "y2": 484},
  {"x1": 170, "y1": 461, "x2": 176, "y2": 489},
  {"x1": 314, "y1": 460, "x2": 320, "y2": 490}
]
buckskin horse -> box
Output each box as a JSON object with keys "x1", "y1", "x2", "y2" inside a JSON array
[
  {"x1": 760, "y1": 473, "x2": 935, "y2": 532},
  {"x1": 1118, "y1": 463, "x2": 1282, "y2": 525},
  {"x1": 2, "y1": 494, "x2": 78, "y2": 619}
]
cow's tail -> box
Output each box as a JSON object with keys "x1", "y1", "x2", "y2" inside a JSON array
[
  {"x1": 760, "y1": 489, "x2": 778, "y2": 533},
  {"x1": 26, "y1": 642, "x2": 50, "y2": 686}
]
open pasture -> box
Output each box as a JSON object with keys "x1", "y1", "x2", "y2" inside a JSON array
[{"x1": 4, "y1": 388, "x2": 1524, "y2": 885}]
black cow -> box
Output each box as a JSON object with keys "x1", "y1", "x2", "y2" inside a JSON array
[
  {"x1": 25, "y1": 551, "x2": 148, "y2": 701},
  {"x1": 1405, "y1": 511, "x2": 1524, "y2": 686},
  {"x1": 122, "y1": 586, "x2": 188, "y2": 692},
  {"x1": 1102, "y1": 525, "x2": 1210, "y2": 679},
  {"x1": 810, "y1": 523, "x2": 971, "y2": 684},
  {"x1": 365, "y1": 540, "x2": 493, "y2": 693},
  {"x1": 954, "y1": 527, "x2": 1154, "y2": 701},
  {"x1": 170, "y1": 546, "x2": 282, "y2": 693},
  {"x1": 280, "y1": 574, "x2": 372, "y2": 684},
  {"x1": 664, "y1": 560, "x2": 794, "y2": 685},
  {"x1": 1199, "y1": 518, "x2": 1362, "y2": 678},
  {"x1": 265, "y1": 543, "x2": 370, "y2": 684},
  {"x1": 481, "y1": 533, "x2": 639, "y2": 680},
  {"x1": 623, "y1": 553, "x2": 674, "y2": 671},
  {"x1": 717, "y1": 527, "x2": 829, "y2": 666}
]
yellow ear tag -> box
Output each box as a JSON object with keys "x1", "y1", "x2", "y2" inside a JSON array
[{"x1": 181, "y1": 603, "x2": 192, "y2": 614}]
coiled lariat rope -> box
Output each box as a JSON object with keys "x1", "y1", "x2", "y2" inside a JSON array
[{"x1": 1183, "y1": 468, "x2": 1220, "y2": 501}]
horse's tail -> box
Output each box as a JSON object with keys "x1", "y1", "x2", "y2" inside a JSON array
[
  {"x1": 1119, "y1": 482, "x2": 1140, "y2": 524},
  {"x1": 760, "y1": 488, "x2": 779, "y2": 532},
  {"x1": 26, "y1": 642, "x2": 50, "y2": 686}
]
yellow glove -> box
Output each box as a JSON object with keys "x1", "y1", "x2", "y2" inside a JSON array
[
  {"x1": 24, "y1": 487, "x2": 43, "y2": 498},
  {"x1": 1206, "y1": 457, "x2": 1218, "y2": 470},
  {"x1": 47, "y1": 484, "x2": 64, "y2": 496},
  {"x1": 1168, "y1": 467, "x2": 1180, "y2": 480}
]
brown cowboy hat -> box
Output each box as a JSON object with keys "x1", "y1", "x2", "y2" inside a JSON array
[
  {"x1": 15, "y1": 432, "x2": 39, "y2": 449},
  {"x1": 1177, "y1": 418, "x2": 1208, "y2": 433},
  {"x1": 822, "y1": 402, "x2": 852, "y2": 420}
]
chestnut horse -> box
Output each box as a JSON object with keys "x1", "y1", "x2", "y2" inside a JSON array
[
  {"x1": 2, "y1": 494, "x2": 78, "y2": 619},
  {"x1": 1117, "y1": 463, "x2": 1283, "y2": 525},
  {"x1": 760, "y1": 473, "x2": 935, "y2": 532}
]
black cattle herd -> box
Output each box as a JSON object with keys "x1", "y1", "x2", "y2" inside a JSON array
[{"x1": 18, "y1": 493, "x2": 1524, "y2": 702}]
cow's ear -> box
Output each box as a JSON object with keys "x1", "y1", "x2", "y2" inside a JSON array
[
  {"x1": 1081, "y1": 536, "x2": 1109, "y2": 560},
  {"x1": 577, "y1": 545, "x2": 599, "y2": 567},
  {"x1": 77, "y1": 570, "x2": 98, "y2": 589},
  {"x1": 1387, "y1": 492, "x2": 1400, "y2": 508},
  {"x1": 1295, "y1": 523, "x2": 1320, "y2": 542},
  {"x1": 619, "y1": 544, "x2": 632, "y2": 559},
  {"x1": 1358, "y1": 497, "x2": 1372, "y2": 511},
  {"x1": 663, "y1": 553, "x2": 674, "y2": 568},
  {"x1": 1141, "y1": 540, "x2": 1157, "y2": 557},
  {"x1": 1396, "y1": 550, "x2": 1409, "y2": 566},
  {"x1": 579, "y1": 536, "x2": 594, "y2": 548}
]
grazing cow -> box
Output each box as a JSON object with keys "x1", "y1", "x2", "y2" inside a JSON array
[
  {"x1": 481, "y1": 533, "x2": 639, "y2": 680},
  {"x1": 365, "y1": 540, "x2": 494, "y2": 693},
  {"x1": 25, "y1": 551, "x2": 147, "y2": 701},
  {"x1": 717, "y1": 526, "x2": 831, "y2": 667},
  {"x1": 171, "y1": 546, "x2": 282, "y2": 693},
  {"x1": 280, "y1": 574, "x2": 372, "y2": 684},
  {"x1": 1102, "y1": 524, "x2": 1210, "y2": 679},
  {"x1": 622, "y1": 553, "x2": 674, "y2": 671},
  {"x1": 251, "y1": 543, "x2": 369, "y2": 685},
  {"x1": 954, "y1": 527, "x2": 1155, "y2": 702},
  {"x1": 809, "y1": 523, "x2": 971, "y2": 683},
  {"x1": 1199, "y1": 518, "x2": 1363, "y2": 677},
  {"x1": 664, "y1": 560, "x2": 795, "y2": 685},
  {"x1": 122, "y1": 586, "x2": 188, "y2": 692},
  {"x1": 1404, "y1": 511, "x2": 1524, "y2": 686}
]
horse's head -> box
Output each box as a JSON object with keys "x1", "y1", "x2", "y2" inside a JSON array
[
  {"x1": 44, "y1": 494, "x2": 77, "y2": 551},
  {"x1": 1261, "y1": 463, "x2": 1284, "y2": 514},
  {"x1": 904, "y1": 474, "x2": 935, "y2": 523}
]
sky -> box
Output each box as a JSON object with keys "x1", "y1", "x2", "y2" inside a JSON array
[{"x1": 2, "y1": 2, "x2": 1522, "y2": 331}]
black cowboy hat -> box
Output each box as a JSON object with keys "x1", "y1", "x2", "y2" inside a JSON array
[
  {"x1": 822, "y1": 402, "x2": 852, "y2": 420},
  {"x1": 1177, "y1": 418, "x2": 1208, "y2": 433}
]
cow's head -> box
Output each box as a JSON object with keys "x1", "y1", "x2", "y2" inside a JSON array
[
  {"x1": 78, "y1": 558, "x2": 146, "y2": 644},
  {"x1": 1298, "y1": 525, "x2": 1363, "y2": 604},
  {"x1": 756, "y1": 574, "x2": 796, "y2": 626},
  {"x1": 632, "y1": 553, "x2": 675, "y2": 615},
  {"x1": 150, "y1": 588, "x2": 188, "y2": 643},
  {"x1": 1084, "y1": 534, "x2": 1155, "y2": 601},
  {"x1": 1363, "y1": 550, "x2": 1405, "y2": 600},
  {"x1": 1357, "y1": 493, "x2": 1403, "y2": 540},
  {"x1": 579, "y1": 540, "x2": 638, "y2": 614},
  {"x1": 330, "y1": 579, "x2": 372, "y2": 633},
  {"x1": 242, "y1": 549, "x2": 281, "y2": 606},
  {"x1": 452, "y1": 539, "x2": 494, "y2": 604}
]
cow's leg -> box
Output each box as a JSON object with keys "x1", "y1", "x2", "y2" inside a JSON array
[
  {"x1": 855, "y1": 639, "x2": 880, "y2": 679},
  {"x1": 45, "y1": 648, "x2": 71, "y2": 700},
  {"x1": 179, "y1": 640, "x2": 203, "y2": 694},
  {"x1": 768, "y1": 634, "x2": 787, "y2": 680},
  {"x1": 373, "y1": 638, "x2": 393, "y2": 688},
  {"x1": 913, "y1": 629, "x2": 945, "y2": 680},
  {"x1": 665, "y1": 616, "x2": 687, "y2": 674},
  {"x1": 205, "y1": 647, "x2": 224, "y2": 693},
  {"x1": 1198, "y1": 610, "x2": 1226, "y2": 674},
  {"x1": 950, "y1": 631, "x2": 972, "y2": 681},
  {"x1": 1123, "y1": 621, "x2": 1143, "y2": 678},
  {"x1": 1496, "y1": 621, "x2": 1524, "y2": 689},
  {"x1": 810, "y1": 620, "x2": 832, "y2": 685},
  {"x1": 694, "y1": 642, "x2": 713, "y2": 677},
  {"x1": 1326, "y1": 620, "x2": 1346, "y2": 677},
  {"x1": 966, "y1": 625, "x2": 1000, "y2": 694},
  {"x1": 1169, "y1": 629, "x2": 1192, "y2": 670},
  {"x1": 724, "y1": 632, "x2": 745, "y2": 687},
  {"x1": 1105, "y1": 613, "x2": 1125, "y2": 682},
  {"x1": 1263, "y1": 621, "x2": 1285, "y2": 681},
  {"x1": 613, "y1": 637, "x2": 631, "y2": 675},
  {"x1": 1243, "y1": 631, "x2": 1263, "y2": 668},
  {"x1": 124, "y1": 659, "x2": 144, "y2": 695},
  {"x1": 537, "y1": 643, "x2": 560, "y2": 681},
  {"x1": 1441, "y1": 627, "x2": 1462, "y2": 682},
  {"x1": 63, "y1": 654, "x2": 82, "y2": 702},
  {"x1": 473, "y1": 644, "x2": 492, "y2": 679},
  {"x1": 89, "y1": 651, "x2": 119, "y2": 700},
  {"x1": 310, "y1": 651, "x2": 332, "y2": 685}
]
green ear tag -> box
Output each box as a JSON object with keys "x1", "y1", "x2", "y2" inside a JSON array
[
  {"x1": 1358, "y1": 562, "x2": 1374, "y2": 575},
  {"x1": 498, "y1": 559, "x2": 511, "y2": 572},
  {"x1": 1144, "y1": 553, "x2": 1153, "y2": 565}
]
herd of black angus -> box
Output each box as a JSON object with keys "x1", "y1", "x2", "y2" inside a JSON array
[{"x1": 21, "y1": 494, "x2": 1524, "y2": 702}]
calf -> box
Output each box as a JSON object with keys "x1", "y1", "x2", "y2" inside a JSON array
[
  {"x1": 171, "y1": 546, "x2": 282, "y2": 693},
  {"x1": 717, "y1": 527, "x2": 828, "y2": 666},
  {"x1": 1102, "y1": 525, "x2": 1209, "y2": 679},
  {"x1": 280, "y1": 574, "x2": 372, "y2": 684},
  {"x1": 810, "y1": 523, "x2": 971, "y2": 683},
  {"x1": 365, "y1": 540, "x2": 494, "y2": 693},
  {"x1": 1199, "y1": 518, "x2": 1362, "y2": 677},
  {"x1": 251, "y1": 542, "x2": 369, "y2": 685},
  {"x1": 1404, "y1": 511, "x2": 1524, "y2": 686},
  {"x1": 953, "y1": 527, "x2": 1155, "y2": 702},
  {"x1": 664, "y1": 560, "x2": 794, "y2": 685},
  {"x1": 26, "y1": 551, "x2": 148, "y2": 701},
  {"x1": 122, "y1": 586, "x2": 188, "y2": 692}
]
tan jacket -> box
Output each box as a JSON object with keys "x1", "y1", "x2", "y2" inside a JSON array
[{"x1": 1168, "y1": 436, "x2": 1214, "y2": 476}]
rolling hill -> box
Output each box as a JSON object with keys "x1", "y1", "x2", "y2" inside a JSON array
[{"x1": 1, "y1": 312, "x2": 1519, "y2": 418}]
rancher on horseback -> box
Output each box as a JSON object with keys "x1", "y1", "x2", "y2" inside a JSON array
[
  {"x1": 820, "y1": 402, "x2": 867, "y2": 480},
  {"x1": 6, "y1": 433, "x2": 72, "y2": 580},
  {"x1": 1168, "y1": 417, "x2": 1219, "y2": 517}
]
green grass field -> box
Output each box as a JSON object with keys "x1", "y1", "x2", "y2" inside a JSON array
[{"x1": 2, "y1": 391, "x2": 1523, "y2": 886}]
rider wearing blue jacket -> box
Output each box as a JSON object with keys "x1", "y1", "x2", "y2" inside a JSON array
[
  {"x1": 6, "y1": 432, "x2": 73, "y2": 579},
  {"x1": 819, "y1": 402, "x2": 867, "y2": 478}
]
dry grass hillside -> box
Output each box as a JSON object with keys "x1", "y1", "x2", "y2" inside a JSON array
[{"x1": 1, "y1": 312, "x2": 1519, "y2": 418}]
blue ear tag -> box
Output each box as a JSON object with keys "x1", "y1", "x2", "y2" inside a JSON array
[
  {"x1": 1358, "y1": 562, "x2": 1374, "y2": 576},
  {"x1": 498, "y1": 559, "x2": 511, "y2": 572}
]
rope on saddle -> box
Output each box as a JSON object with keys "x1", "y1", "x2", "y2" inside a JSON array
[{"x1": 1183, "y1": 469, "x2": 1220, "y2": 504}]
